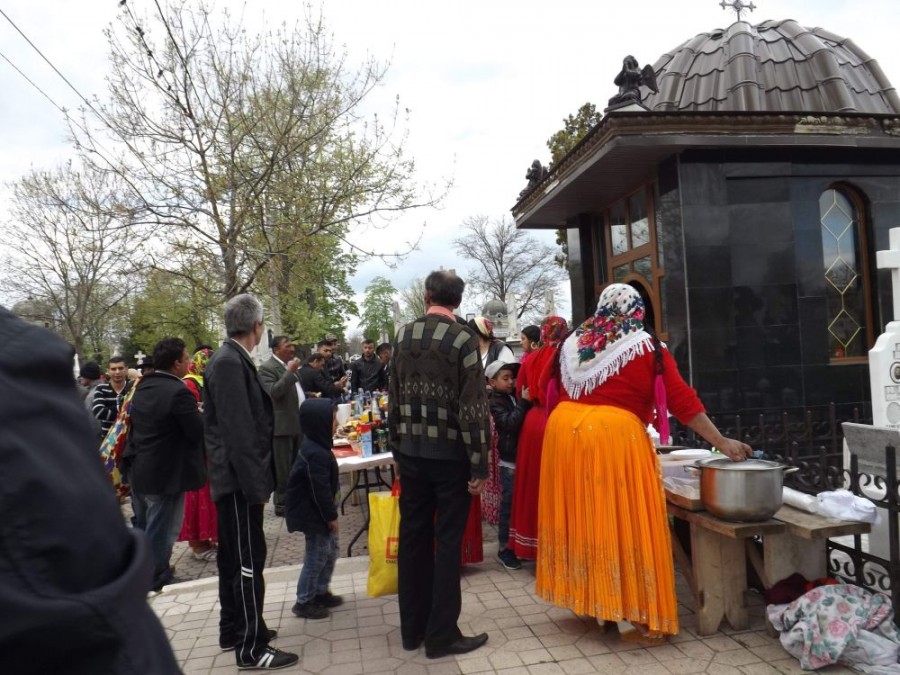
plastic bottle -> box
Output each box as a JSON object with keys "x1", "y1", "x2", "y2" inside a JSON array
[
  {"x1": 355, "y1": 388, "x2": 364, "y2": 417},
  {"x1": 359, "y1": 423, "x2": 373, "y2": 457}
]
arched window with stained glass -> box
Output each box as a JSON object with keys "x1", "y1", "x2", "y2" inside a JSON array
[{"x1": 819, "y1": 187, "x2": 873, "y2": 360}]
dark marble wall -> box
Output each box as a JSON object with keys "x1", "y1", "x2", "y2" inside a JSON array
[{"x1": 667, "y1": 149, "x2": 900, "y2": 417}]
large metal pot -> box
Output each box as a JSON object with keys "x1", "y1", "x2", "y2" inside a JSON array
[{"x1": 691, "y1": 458, "x2": 799, "y2": 522}]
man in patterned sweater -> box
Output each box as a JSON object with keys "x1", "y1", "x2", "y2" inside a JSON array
[{"x1": 387, "y1": 269, "x2": 491, "y2": 660}]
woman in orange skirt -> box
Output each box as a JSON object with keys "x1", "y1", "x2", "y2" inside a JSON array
[{"x1": 535, "y1": 284, "x2": 751, "y2": 642}]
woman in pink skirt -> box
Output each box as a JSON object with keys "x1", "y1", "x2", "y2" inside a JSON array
[
  {"x1": 508, "y1": 316, "x2": 568, "y2": 560},
  {"x1": 180, "y1": 348, "x2": 217, "y2": 560}
]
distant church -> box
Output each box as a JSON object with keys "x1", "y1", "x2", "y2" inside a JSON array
[{"x1": 513, "y1": 13, "x2": 900, "y2": 422}]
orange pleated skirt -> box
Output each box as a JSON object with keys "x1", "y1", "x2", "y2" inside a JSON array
[{"x1": 535, "y1": 402, "x2": 678, "y2": 635}]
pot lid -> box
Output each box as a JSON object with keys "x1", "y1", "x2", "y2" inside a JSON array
[{"x1": 696, "y1": 458, "x2": 787, "y2": 471}]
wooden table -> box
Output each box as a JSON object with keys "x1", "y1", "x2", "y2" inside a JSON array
[
  {"x1": 761, "y1": 505, "x2": 871, "y2": 588},
  {"x1": 667, "y1": 502, "x2": 785, "y2": 635},
  {"x1": 668, "y1": 500, "x2": 873, "y2": 636}
]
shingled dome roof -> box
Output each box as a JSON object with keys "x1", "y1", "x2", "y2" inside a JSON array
[{"x1": 642, "y1": 19, "x2": 900, "y2": 114}]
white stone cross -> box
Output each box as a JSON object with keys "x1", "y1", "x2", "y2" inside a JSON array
[
  {"x1": 134, "y1": 350, "x2": 147, "y2": 363},
  {"x1": 876, "y1": 228, "x2": 900, "y2": 320},
  {"x1": 869, "y1": 227, "x2": 900, "y2": 429}
]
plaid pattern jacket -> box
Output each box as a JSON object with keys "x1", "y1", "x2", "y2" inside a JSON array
[{"x1": 387, "y1": 314, "x2": 490, "y2": 479}]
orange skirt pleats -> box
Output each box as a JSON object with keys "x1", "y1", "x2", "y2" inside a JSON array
[{"x1": 535, "y1": 402, "x2": 678, "y2": 635}]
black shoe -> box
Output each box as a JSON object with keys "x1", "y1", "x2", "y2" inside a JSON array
[
  {"x1": 425, "y1": 633, "x2": 489, "y2": 659},
  {"x1": 236, "y1": 646, "x2": 298, "y2": 670},
  {"x1": 291, "y1": 601, "x2": 328, "y2": 620},
  {"x1": 497, "y1": 549, "x2": 522, "y2": 570},
  {"x1": 221, "y1": 628, "x2": 277, "y2": 651},
  {"x1": 402, "y1": 636, "x2": 423, "y2": 651},
  {"x1": 314, "y1": 592, "x2": 344, "y2": 608}
]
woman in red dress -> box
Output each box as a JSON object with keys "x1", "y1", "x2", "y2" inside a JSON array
[
  {"x1": 179, "y1": 348, "x2": 218, "y2": 560},
  {"x1": 508, "y1": 316, "x2": 568, "y2": 560}
]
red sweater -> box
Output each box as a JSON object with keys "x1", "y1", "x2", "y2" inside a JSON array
[{"x1": 558, "y1": 349, "x2": 705, "y2": 425}]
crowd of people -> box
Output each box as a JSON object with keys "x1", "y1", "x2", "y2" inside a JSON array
[{"x1": 5, "y1": 269, "x2": 754, "y2": 672}]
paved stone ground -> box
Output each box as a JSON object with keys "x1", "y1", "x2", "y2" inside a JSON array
[
  {"x1": 151, "y1": 551, "x2": 856, "y2": 675},
  {"x1": 149, "y1": 473, "x2": 858, "y2": 674},
  {"x1": 168, "y1": 473, "x2": 399, "y2": 583}
]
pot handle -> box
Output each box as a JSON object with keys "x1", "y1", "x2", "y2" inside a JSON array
[{"x1": 782, "y1": 466, "x2": 800, "y2": 475}]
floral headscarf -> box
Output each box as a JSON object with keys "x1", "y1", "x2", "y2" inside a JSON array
[
  {"x1": 468, "y1": 316, "x2": 494, "y2": 340},
  {"x1": 540, "y1": 316, "x2": 568, "y2": 347},
  {"x1": 575, "y1": 284, "x2": 644, "y2": 362},
  {"x1": 560, "y1": 284, "x2": 656, "y2": 398},
  {"x1": 188, "y1": 348, "x2": 212, "y2": 379}
]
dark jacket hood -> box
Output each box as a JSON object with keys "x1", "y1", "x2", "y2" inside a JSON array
[{"x1": 299, "y1": 398, "x2": 334, "y2": 449}]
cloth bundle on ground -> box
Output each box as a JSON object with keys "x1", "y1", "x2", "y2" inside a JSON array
[
  {"x1": 767, "y1": 582, "x2": 900, "y2": 672},
  {"x1": 763, "y1": 573, "x2": 839, "y2": 606}
]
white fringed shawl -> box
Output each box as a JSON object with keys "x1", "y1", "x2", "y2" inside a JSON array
[{"x1": 560, "y1": 329, "x2": 654, "y2": 399}]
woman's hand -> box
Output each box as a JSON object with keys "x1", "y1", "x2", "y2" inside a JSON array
[
  {"x1": 686, "y1": 413, "x2": 753, "y2": 462},
  {"x1": 717, "y1": 437, "x2": 753, "y2": 462}
]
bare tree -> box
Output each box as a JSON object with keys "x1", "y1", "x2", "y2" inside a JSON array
[
  {"x1": 397, "y1": 277, "x2": 426, "y2": 322},
  {"x1": 0, "y1": 164, "x2": 138, "y2": 358},
  {"x1": 453, "y1": 215, "x2": 568, "y2": 320},
  {"x1": 73, "y1": 1, "x2": 441, "y2": 300}
]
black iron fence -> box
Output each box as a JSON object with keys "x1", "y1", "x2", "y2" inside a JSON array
[
  {"x1": 672, "y1": 403, "x2": 898, "y2": 624},
  {"x1": 828, "y1": 448, "x2": 899, "y2": 626}
]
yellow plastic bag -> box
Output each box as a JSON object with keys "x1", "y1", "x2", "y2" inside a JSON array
[{"x1": 367, "y1": 483, "x2": 400, "y2": 597}]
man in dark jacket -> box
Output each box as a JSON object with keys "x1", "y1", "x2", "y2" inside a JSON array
[
  {"x1": 350, "y1": 338, "x2": 386, "y2": 392},
  {"x1": 124, "y1": 336, "x2": 205, "y2": 592},
  {"x1": 298, "y1": 353, "x2": 344, "y2": 400},
  {"x1": 388, "y1": 269, "x2": 492, "y2": 659},
  {"x1": 285, "y1": 398, "x2": 343, "y2": 620},
  {"x1": 0, "y1": 306, "x2": 180, "y2": 674},
  {"x1": 203, "y1": 294, "x2": 299, "y2": 671},
  {"x1": 259, "y1": 335, "x2": 304, "y2": 517},
  {"x1": 319, "y1": 337, "x2": 348, "y2": 386}
]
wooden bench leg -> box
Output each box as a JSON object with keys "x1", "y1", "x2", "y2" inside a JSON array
[
  {"x1": 691, "y1": 526, "x2": 749, "y2": 634},
  {"x1": 764, "y1": 534, "x2": 828, "y2": 586}
]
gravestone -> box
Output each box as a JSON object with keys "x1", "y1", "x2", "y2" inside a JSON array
[{"x1": 844, "y1": 227, "x2": 900, "y2": 558}]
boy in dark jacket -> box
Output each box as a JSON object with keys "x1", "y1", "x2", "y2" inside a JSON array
[
  {"x1": 486, "y1": 360, "x2": 531, "y2": 571},
  {"x1": 285, "y1": 398, "x2": 344, "y2": 619}
]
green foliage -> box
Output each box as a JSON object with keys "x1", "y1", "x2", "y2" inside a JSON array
[
  {"x1": 545, "y1": 102, "x2": 602, "y2": 268},
  {"x1": 360, "y1": 276, "x2": 397, "y2": 342},
  {"x1": 546, "y1": 102, "x2": 602, "y2": 166},
  {"x1": 265, "y1": 234, "x2": 359, "y2": 347},
  {"x1": 127, "y1": 269, "x2": 219, "y2": 358}
]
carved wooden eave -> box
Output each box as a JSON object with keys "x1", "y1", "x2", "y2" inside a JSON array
[{"x1": 512, "y1": 110, "x2": 900, "y2": 230}]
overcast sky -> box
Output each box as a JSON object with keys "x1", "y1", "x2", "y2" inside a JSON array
[{"x1": 1, "y1": 0, "x2": 898, "y2": 323}]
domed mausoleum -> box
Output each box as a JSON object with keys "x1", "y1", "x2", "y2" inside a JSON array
[
  {"x1": 481, "y1": 298, "x2": 511, "y2": 339},
  {"x1": 513, "y1": 15, "x2": 900, "y2": 422}
]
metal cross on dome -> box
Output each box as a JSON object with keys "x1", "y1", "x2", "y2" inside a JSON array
[{"x1": 720, "y1": 0, "x2": 756, "y2": 21}]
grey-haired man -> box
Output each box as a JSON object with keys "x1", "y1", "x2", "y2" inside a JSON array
[{"x1": 203, "y1": 294, "x2": 299, "y2": 671}]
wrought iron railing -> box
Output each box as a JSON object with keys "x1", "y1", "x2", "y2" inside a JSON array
[{"x1": 827, "y1": 448, "x2": 899, "y2": 626}]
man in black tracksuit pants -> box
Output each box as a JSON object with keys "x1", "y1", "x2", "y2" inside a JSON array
[{"x1": 203, "y1": 294, "x2": 299, "y2": 671}]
